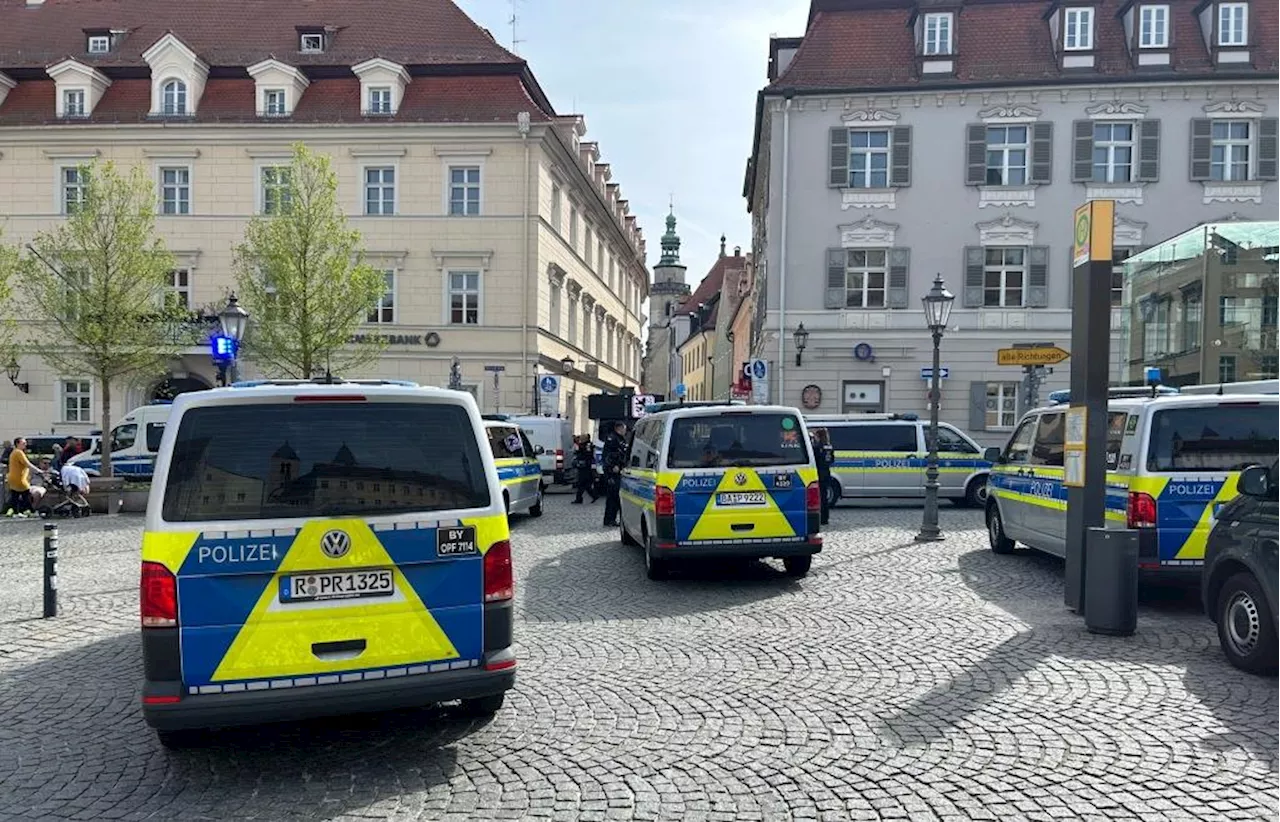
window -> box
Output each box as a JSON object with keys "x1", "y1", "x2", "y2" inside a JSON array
[
  {"x1": 87, "y1": 35, "x2": 111, "y2": 54},
  {"x1": 983, "y1": 247, "x2": 1025, "y2": 307},
  {"x1": 1210, "y1": 121, "x2": 1252, "y2": 181},
  {"x1": 549, "y1": 282, "x2": 562, "y2": 336},
  {"x1": 582, "y1": 304, "x2": 592, "y2": 351},
  {"x1": 368, "y1": 270, "x2": 395, "y2": 324},
  {"x1": 61, "y1": 380, "x2": 91, "y2": 423},
  {"x1": 935, "y1": 426, "x2": 979, "y2": 454},
  {"x1": 568, "y1": 296, "x2": 579, "y2": 344},
  {"x1": 260, "y1": 166, "x2": 291, "y2": 215},
  {"x1": 169, "y1": 268, "x2": 191, "y2": 309},
  {"x1": 598, "y1": 241, "x2": 606, "y2": 276},
  {"x1": 1092, "y1": 123, "x2": 1134, "y2": 183},
  {"x1": 667, "y1": 412, "x2": 810, "y2": 468},
  {"x1": 161, "y1": 79, "x2": 187, "y2": 115},
  {"x1": 923, "y1": 12, "x2": 953, "y2": 55},
  {"x1": 448, "y1": 270, "x2": 480, "y2": 325},
  {"x1": 448, "y1": 166, "x2": 481, "y2": 216},
  {"x1": 62, "y1": 89, "x2": 86, "y2": 118},
  {"x1": 1110, "y1": 246, "x2": 1134, "y2": 306},
  {"x1": 985, "y1": 126, "x2": 1028, "y2": 186},
  {"x1": 1063, "y1": 7, "x2": 1094, "y2": 50},
  {"x1": 1147, "y1": 405, "x2": 1277, "y2": 472},
  {"x1": 585, "y1": 228, "x2": 594, "y2": 267},
  {"x1": 1219, "y1": 295, "x2": 1242, "y2": 325},
  {"x1": 61, "y1": 166, "x2": 88, "y2": 214},
  {"x1": 837, "y1": 249, "x2": 887, "y2": 308},
  {"x1": 364, "y1": 167, "x2": 395, "y2": 215},
  {"x1": 1183, "y1": 291, "x2": 1203, "y2": 350},
  {"x1": 1030, "y1": 412, "x2": 1065, "y2": 467},
  {"x1": 367, "y1": 87, "x2": 392, "y2": 115},
  {"x1": 263, "y1": 89, "x2": 287, "y2": 117},
  {"x1": 1218, "y1": 2, "x2": 1248, "y2": 46},
  {"x1": 827, "y1": 424, "x2": 917, "y2": 453},
  {"x1": 111, "y1": 423, "x2": 137, "y2": 452},
  {"x1": 848, "y1": 129, "x2": 891, "y2": 189},
  {"x1": 551, "y1": 183, "x2": 562, "y2": 232},
  {"x1": 569, "y1": 209, "x2": 579, "y2": 247},
  {"x1": 300, "y1": 33, "x2": 326, "y2": 52},
  {"x1": 1218, "y1": 355, "x2": 1238, "y2": 383},
  {"x1": 159, "y1": 166, "x2": 190, "y2": 215},
  {"x1": 1139, "y1": 5, "x2": 1170, "y2": 47},
  {"x1": 987, "y1": 382, "x2": 1020, "y2": 430}
]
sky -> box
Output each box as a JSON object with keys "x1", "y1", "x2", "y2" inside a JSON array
[{"x1": 456, "y1": 0, "x2": 810, "y2": 289}]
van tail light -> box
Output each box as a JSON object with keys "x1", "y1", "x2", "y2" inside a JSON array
[
  {"x1": 655, "y1": 486, "x2": 676, "y2": 517},
  {"x1": 140, "y1": 561, "x2": 178, "y2": 628},
  {"x1": 1127, "y1": 492, "x2": 1158, "y2": 529},
  {"x1": 483, "y1": 540, "x2": 514, "y2": 603},
  {"x1": 555, "y1": 448, "x2": 564, "y2": 468},
  {"x1": 806, "y1": 482, "x2": 821, "y2": 513}
]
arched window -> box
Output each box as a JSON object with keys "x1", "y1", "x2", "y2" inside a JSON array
[{"x1": 161, "y1": 79, "x2": 187, "y2": 115}]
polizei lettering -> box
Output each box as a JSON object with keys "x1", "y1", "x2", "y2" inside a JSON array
[
  {"x1": 1164, "y1": 482, "x2": 1218, "y2": 498},
  {"x1": 197, "y1": 543, "x2": 282, "y2": 564}
]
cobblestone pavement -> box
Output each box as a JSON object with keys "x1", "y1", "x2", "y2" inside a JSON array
[{"x1": 0, "y1": 500, "x2": 1275, "y2": 821}]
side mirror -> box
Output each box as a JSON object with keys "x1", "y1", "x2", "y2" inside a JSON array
[
  {"x1": 1238, "y1": 465, "x2": 1270, "y2": 498},
  {"x1": 534, "y1": 444, "x2": 545, "y2": 456},
  {"x1": 983, "y1": 447, "x2": 1003, "y2": 464}
]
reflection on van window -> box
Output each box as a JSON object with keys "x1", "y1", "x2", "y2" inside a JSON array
[
  {"x1": 486, "y1": 427, "x2": 526, "y2": 459},
  {"x1": 936, "y1": 426, "x2": 978, "y2": 454},
  {"x1": 828, "y1": 424, "x2": 916, "y2": 453},
  {"x1": 668, "y1": 413, "x2": 810, "y2": 468},
  {"x1": 112, "y1": 424, "x2": 137, "y2": 452},
  {"x1": 161, "y1": 402, "x2": 490, "y2": 522},
  {"x1": 1105, "y1": 412, "x2": 1128, "y2": 469},
  {"x1": 1031, "y1": 413, "x2": 1065, "y2": 467},
  {"x1": 1147, "y1": 406, "x2": 1279, "y2": 472}
]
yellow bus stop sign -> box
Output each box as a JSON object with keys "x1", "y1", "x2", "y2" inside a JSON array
[{"x1": 1072, "y1": 200, "x2": 1114, "y2": 268}]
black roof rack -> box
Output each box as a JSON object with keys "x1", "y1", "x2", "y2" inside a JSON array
[{"x1": 231, "y1": 378, "x2": 419, "y2": 389}]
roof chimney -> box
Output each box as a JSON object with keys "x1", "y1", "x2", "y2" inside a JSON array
[{"x1": 26, "y1": 0, "x2": 46, "y2": 6}]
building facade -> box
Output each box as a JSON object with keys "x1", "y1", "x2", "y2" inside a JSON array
[
  {"x1": 0, "y1": 0, "x2": 648, "y2": 438},
  {"x1": 746, "y1": 0, "x2": 1277, "y2": 444}
]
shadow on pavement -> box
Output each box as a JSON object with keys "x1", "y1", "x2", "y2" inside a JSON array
[
  {"x1": 0, "y1": 632, "x2": 482, "y2": 820},
  {"x1": 877, "y1": 547, "x2": 1277, "y2": 761},
  {"x1": 520, "y1": 538, "x2": 801, "y2": 623}
]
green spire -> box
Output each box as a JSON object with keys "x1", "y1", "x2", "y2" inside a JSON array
[{"x1": 658, "y1": 206, "x2": 682, "y2": 267}]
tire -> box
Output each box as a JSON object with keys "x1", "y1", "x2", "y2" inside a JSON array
[
  {"x1": 620, "y1": 519, "x2": 638, "y2": 546},
  {"x1": 503, "y1": 492, "x2": 511, "y2": 516},
  {"x1": 824, "y1": 479, "x2": 842, "y2": 510},
  {"x1": 964, "y1": 477, "x2": 989, "y2": 509},
  {"x1": 529, "y1": 486, "x2": 544, "y2": 518},
  {"x1": 644, "y1": 535, "x2": 670, "y2": 581},
  {"x1": 783, "y1": 555, "x2": 812, "y2": 577},
  {"x1": 458, "y1": 692, "x2": 506, "y2": 717},
  {"x1": 1216, "y1": 572, "x2": 1278, "y2": 675},
  {"x1": 986, "y1": 504, "x2": 1016, "y2": 555}
]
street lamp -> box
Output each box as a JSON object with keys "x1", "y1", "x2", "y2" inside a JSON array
[
  {"x1": 560, "y1": 355, "x2": 575, "y2": 374},
  {"x1": 793, "y1": 323, "x2": 809, "y2": 367},
  {"x1": 916, "y1": 273, "x2": 955, "y2": 543},
  {"x1": 216, "y1": 293, "x2": 250, "y2": 385},
  {"x1": 5, "y1": 356, "x2": 29, "y2": 394}
]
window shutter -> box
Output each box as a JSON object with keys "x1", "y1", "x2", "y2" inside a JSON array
[
  {"x1": 829, "y1": 128, "x2": 849, "y2": 188},
  {"x1": 891, "y1": 126, "x2": 912, "y2": 187},
  {"x1": 1258, "y1": 117, "x2": 1279, "y2": 181},
  {"x1": 888, "y1": 248, "x2": 909, "y2": 308},
  {"x1": 1030, "y1": 122, "x2": 1054, "y2": 185},
  {"x1": 969, "y1": 381, "x2": 988, "y2": 431},
  {"x1": 1136, "y1": 119, "x2": 1161, "y2": 182},
  {"x1": 966, "y1": 124, "x2": 987, "y2": 186},
  {"x1": 825, "y1": 248, "x2": 846, "y2": 309},
  {"x1": 1066, "y1": 247, "x2": 1075, "y2": 308},
  {"x1": 1072, "y1": 120, "x2": 1094, "y2": 182},
  {"x1": 1189, "y1": 118, "x2": 1213, "y2": 181},
  {"x1": 963, "y1": 246, "x2": 984, "y2": 307},
  {"x1": 1027, "y1": 246, "x2": 1049, "y2": 308}
]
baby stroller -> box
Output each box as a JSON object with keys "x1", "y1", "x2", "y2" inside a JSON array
[{"x1": 37, "y1": 471, "x2": 91, "y2": 519}]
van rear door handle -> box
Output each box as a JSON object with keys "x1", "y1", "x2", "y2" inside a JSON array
[{"x1": 312, "y1": 639, "x2": 366, "y2": 661}]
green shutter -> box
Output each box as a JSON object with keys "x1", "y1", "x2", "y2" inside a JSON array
[
  {"x1": 966, "y1": 124, "x2": 987, "y2": 185},
  {"x1": 1189, "y1": 119, "x2": 1213, "y2": 181},
  {"x1": 969, "y1": 381, "x2": 988, "y2": 431},
  {"x1": 888, "y1": 248, "x2": 909, "y2": 308},
  {"x1": 1030, "y1": 122, "x2": 1054, "y2": 185},
  {"x1": 829, "y1": 128, "x2": 849, "y2": 188},
  {"x1": 963, "y1": 246, "x2": 984, "y2": 307},
  {"x1": 1072, "y1": 120, "x2": 1094, "y2": 182},
  {"x1": 1258, "y1": 118, "x2": 1278, "y2": 181},
  {"x1": 1136, "y1": 119, "x2": 1161, "y2": 182},
  {"x1": 1027, "y1": 246, "x2": 1049, "y2": 308},
  {"x1": 825, "y1": 248, "x2": 846, "y2": 309},
  {"x1": 891, "y1": 126, "x2": 912, "y2": 187}
]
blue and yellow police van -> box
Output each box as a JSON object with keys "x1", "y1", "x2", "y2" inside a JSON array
[
  {"x1": 483, "y1": 420, "x2": 545, "y2": 518},
  {"x1": 985, "y1": 391, "x2": 1279, "y2": 577},
  {"x1": 619, "y1": 403, "x2": 822, "y2": 580},
  {"x1": 140, "y1": 380, "x2": 516, "y2": 746}
]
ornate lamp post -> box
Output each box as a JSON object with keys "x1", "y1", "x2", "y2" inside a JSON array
[
  {"x1": 916, "y1": 273, "x2": 955, "y2": 543},
  {"x1": 793, "y1": 323, "x2": 809, "y2": 367},
  {"x1": 5, "y1": 356, "x2": 29, "y2": 394},
  {"x1": 217, "y1": 293, "x2": 250, "y2": 385},
  {"x1": 560, "y1": 355, "x2": 575, "y2": 374}
]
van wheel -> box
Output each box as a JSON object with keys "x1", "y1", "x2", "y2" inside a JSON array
[
  {"x1": 964, "y1": 477, "x2": 989, "y2": 508},
  {"x1": 1217, "y1": 572, "x2": 1278, "y2": 675},
  {"x1": 783, "y1": 555, "x2": 812, "y2": 577},
  {"x1": 987, "y1": 504, "x2": 1015, "y2": 555},
  {"x1": 459, "y1": 693, "x2": 506, "y2": 717},
  {"x1": 503, "y1": 492, "x2": 511, "y2": 516},
  {"x1": 620, "y1": 520, "x2": 638, "y2": 546},
  {"x1": 529, "y1": 486, "x2": 544, "y2": 518},
  {"x1": 645, "y1": 536, "x2": 670, "y2": 581},
  {"x1": 824, "y1": 479, "x2": 841, "y2": 509}
]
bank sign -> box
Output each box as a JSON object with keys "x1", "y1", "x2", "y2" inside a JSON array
[{"x1": 349, "y1": 332, "x2": 441, "y2": 347}]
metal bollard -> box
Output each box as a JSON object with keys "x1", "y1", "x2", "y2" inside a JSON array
[{"x1": 43, "y1": 522, "x2": 58, "y2": 618}]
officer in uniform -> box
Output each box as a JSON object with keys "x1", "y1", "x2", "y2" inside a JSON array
[{"x1": 601, "y1": 421, "x2": 628, "y2": 527}]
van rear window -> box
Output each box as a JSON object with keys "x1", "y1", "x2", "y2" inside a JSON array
[
  {"x1": 667, "y1": 413, "x2": 810, "y2": 468},
  {"x1": 161, "y1": 402, "x2": 490, "y2": 522},
  {"x1": 1146, "y1": 406, "x2": 1279, "y2": 473}
]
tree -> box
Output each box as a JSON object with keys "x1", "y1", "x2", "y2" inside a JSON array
[
  {"x1": 233, "y1": 143, "x2": 386, "y2": 379},
  {"x1": 22, "y1": 161, "x2": 184, "y2": 478},
  {"x1": 0, "y1": 229, "x2": 19, "y2": 361}
]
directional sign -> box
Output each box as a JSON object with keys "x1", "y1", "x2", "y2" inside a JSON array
[
  {"x1": 749, "y1": 359, "x2": 768, "y2": 380},
  {"x1": 674, "y1": 383, "x2": 687, "y2": 398},
  {"x1": 997, "y1": 346, "x2": 1070, "y2": 367},
  {"x1": 483, "y1": 364, "x2": 506, "y2": 373},
  {"x1": 920, "y1": 367, "x2": 950, "y2": 380}
]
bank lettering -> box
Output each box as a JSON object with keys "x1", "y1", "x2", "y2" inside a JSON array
[{"x1": 350, "y1": 333, "x2": 423, "y2": 345}]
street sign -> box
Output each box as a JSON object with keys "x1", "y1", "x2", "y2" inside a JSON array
[
  {"x1": 920, "y1": 367, "x2": 950, "y2": 380},
  {"x1": 483, "y1": 364, "x2": 506, "y2": 373},
  {"x1": 1072, "y1": 200, "x2": 1115, "y2": 269},
  {"x1": 748, "y1": 359, "x2": 768, "y2": 380},
  {"x1": 674, "y1": 383, "x2": 687, "y2": 398},
  {"x1": 630, "y1": 394, "x2": 656, "y2": 418},
  {"x1": 997, "y1": 346, "x2": 1070, "y2": 367},
  {"x1": 538, "y1": 375, "x2": 559, "y2": 393}
]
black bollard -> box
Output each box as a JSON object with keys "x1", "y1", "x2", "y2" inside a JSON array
[{"x1": 43, "y1": 522, "x2": 58, "y2": 618}]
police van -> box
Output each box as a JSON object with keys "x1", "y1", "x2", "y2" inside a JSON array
[
  {"x1": 483, "y1": 420, "x2": 545, "y2": 518},
  {"x1": 619, "y1": 403, "x2": 822, "y2": 580},
  {"x1": 69, "y1": 402, "x2": 171, "y2": 477},
  {"x1": 806, "y1": 413, "x2": 992, "y2": 508},
  {"x1": 985, "y1": 391, "x2": 1279, "y2": 576},
  {"x1": 140, "y1": 380, "x2": 516, "y2": 745}
]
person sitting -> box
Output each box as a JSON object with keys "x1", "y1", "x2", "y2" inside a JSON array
[
  {"x1": 60, "y1": 462, "x2": 91, "y2": 507},
  {"x1": 29, "y1": 458, "x2": 52, "y2": 508}
]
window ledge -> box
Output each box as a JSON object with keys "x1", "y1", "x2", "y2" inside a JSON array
[
  {"x1": 1085, "y1": 183, "x2": 1144, "y2": 205},
  {"x1": 1202, "y1": 182, "x2": 1263, "y2": 205},
  {"x1": 978, "y1": 186, "x2": 1035, "y2": 208},
  {"x1": 839, "y1": 188, "x2": 896, "y2": 210}
]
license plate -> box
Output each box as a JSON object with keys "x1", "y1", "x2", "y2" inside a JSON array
[
  {"x1": 717, "y1": 491, "x2": 766, "y2": 506},
  {"x1": 280, "y1": 569, "x2": 394, "y2": 603},
  {"x1": 437, "y1": 525, "x2": 478, "y2": 557}
]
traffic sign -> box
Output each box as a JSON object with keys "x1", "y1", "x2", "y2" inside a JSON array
[
  {"x1": 483, "y1": 364, "x2": 506, "y2": 373},
  {"x1": 997, "y1": 346, "x2": 1070, "y2": 367},
  {"x1": 748, "y1": 359, "x2": 768, "y2": 380},
  {"x1": 538, "y1": 375, "x2": 559, "y2": 393},
  {"x1": 674, "y1": 383, "x2": 687, "y2": 398},
  {"x1": 920, "y1": 367, "x2": 950, "y2": 380}
]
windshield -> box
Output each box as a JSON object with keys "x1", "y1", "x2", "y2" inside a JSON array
[
  {"x1": 667, "y1": 412, "x2": 810, "y2": 468},
  {"x1": 1146, "y1": 405, "x2": 1279, "y2": 473},
  {"x1": 161, "y1": 401, "x2": 490, "y2": 522}
]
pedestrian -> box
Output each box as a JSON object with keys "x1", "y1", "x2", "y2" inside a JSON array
[
  {"x1": 811, "y1": 427, "x2": 835, "y2": 526},
  {"x1": 29, "y1": 457, "x2": 52, "y2": 509},
  {"x1": 6, "y1": 437, "x2": 36, "y2": 517},
  {"x1": 53, "y1": 436, "x2": 80, "y2": 470},
  {"x1": 601, "y1": 421, "x2": 627, "y2": 527},
  {"x1": 571, "y1": 435, "x2": 599, "y2": 504}
]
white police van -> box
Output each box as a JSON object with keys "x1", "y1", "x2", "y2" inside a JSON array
[{"x1": 69, "y1": 402, "x2": 172, "y2": 478}]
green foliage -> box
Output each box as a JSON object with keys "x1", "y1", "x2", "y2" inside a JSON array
[
  {"x1": 0, "y1": 229, "x2": 18, "y2": 361},
  {"x1": 233, "y1": 142, "x2": 387, "y2": 379}
]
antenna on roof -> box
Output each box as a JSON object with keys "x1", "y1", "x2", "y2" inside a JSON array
[{"x1": 508, "y1": 0, "x2": 525, "y2": 54}]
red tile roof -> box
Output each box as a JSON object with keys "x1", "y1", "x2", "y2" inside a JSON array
[{"x1": 676, "y1": 254, "x2": 750, "y2": 343}]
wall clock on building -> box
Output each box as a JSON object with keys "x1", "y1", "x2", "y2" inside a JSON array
[{"x1": 801, "y1": 384, "x2": 822, "y2": 409}]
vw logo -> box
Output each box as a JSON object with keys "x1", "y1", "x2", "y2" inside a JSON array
[
  {"x1": 320, "y1": 529, "x2": 351, "y2": 559},
  {"x1": 734, "y1": 472, "x2": 748, "y2": 486}
]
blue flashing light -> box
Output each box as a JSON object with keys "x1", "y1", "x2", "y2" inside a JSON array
[
  {"x1": 210, "y1": 335, "x2": 238, "y2": 361},
  {"x1": 148, "y1": 399, "x2": 173, "y2": 405}
]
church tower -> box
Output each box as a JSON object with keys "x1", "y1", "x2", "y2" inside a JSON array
[{"x1": 641, "y1": 206, "x2": 691, "y2": 396}]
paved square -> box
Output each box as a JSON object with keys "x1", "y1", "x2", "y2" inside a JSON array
[{"x1": 0, "y1": 500, "x2": 1274, "y2": 821}]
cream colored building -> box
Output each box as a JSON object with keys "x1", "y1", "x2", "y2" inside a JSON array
[{"x1": 0, "y1": 1, "x2": 647, "y2": 439}]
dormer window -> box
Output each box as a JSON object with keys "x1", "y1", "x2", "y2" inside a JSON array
[
  {"x1": 299, "y1": 33, "x2": 325, "y2": 53},
  {"x1": 367, "y1": 87, "x2": 392, "y2": 115},
  {"x1": 161, "y1": 79, "x2": 187, "y2": 115},
  {"x1": 1139, "y1": 5, "x2": 1170, "y2": 47},
  {"x1": 1218, "y1": 2, "x2": 1247, "y2": 45},
  {"x1": 87, "y1": 35, "x2": 110, "y2": 54},
  {"x1": 62, "y1": 89, "x2": 86, "y2": 117},
  {"x1": 923, "y1": 12, "x2": 954, "y2": 55},
  {"x1": 352, "y1": 58, "x2": 410, "y2": 117},
  {"x1": 263, "y1": 89, "x2": 287, "y2": 116},
  {"x1": 1063, "y1": 7, "x2": 1094, "y2": 50}
]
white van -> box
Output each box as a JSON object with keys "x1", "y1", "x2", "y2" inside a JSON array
[
  {"x1": 506, "y1": 415, "x2": 573, "y2": 484},
  {"x1": 69, "y1": 401, "x2": 173, "y2": 478}
]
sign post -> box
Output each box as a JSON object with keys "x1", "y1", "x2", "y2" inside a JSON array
[
  {"x1": 1065, "y1": 199, "x2": 1115, "y2": 615},
  {"x1": 484, "y1": 364, "x2": 505, "y2": 414}
]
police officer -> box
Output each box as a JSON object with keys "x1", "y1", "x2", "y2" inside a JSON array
[
  {"x1": 811, "y1": 427, "x2": 835, "y2": 525},
  {"x1": 571, "y1": 435, "x2": 599, "y2": 504},
  {"x1": 601, "y1": 421, "x2": 627, "y2": 527}
]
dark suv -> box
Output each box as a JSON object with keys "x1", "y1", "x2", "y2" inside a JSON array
[{"x1": 1202, "y1": 462, "x2": 1278, "y2": 675}]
